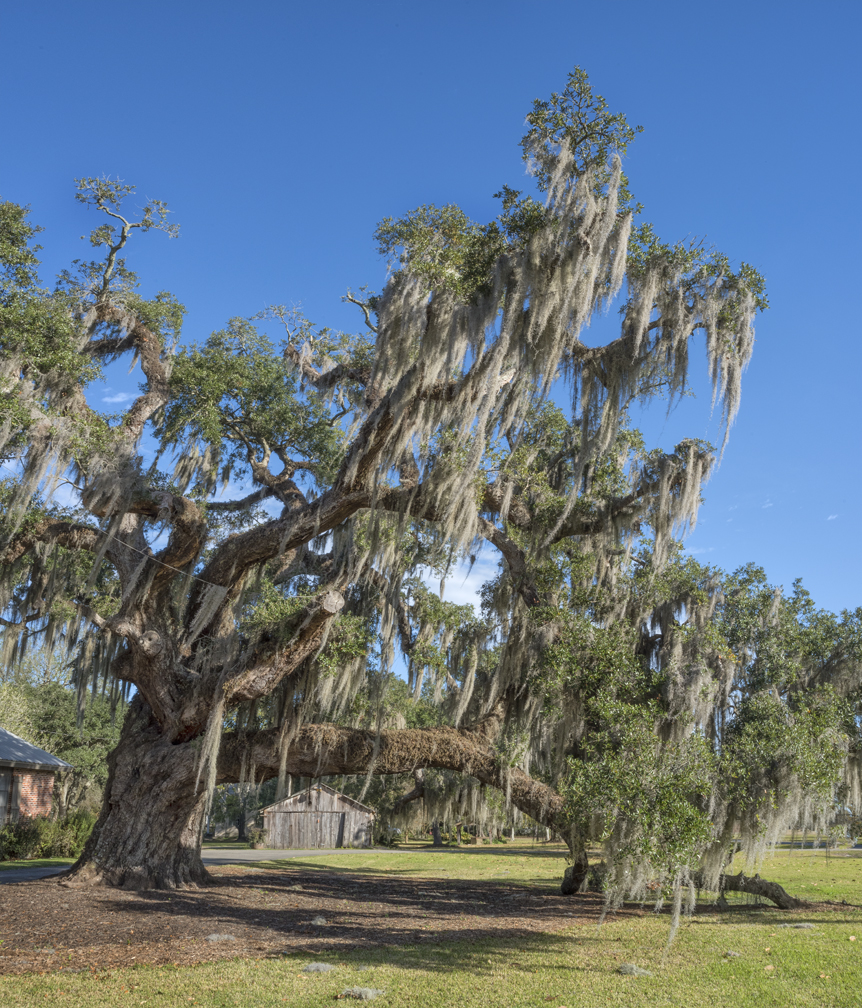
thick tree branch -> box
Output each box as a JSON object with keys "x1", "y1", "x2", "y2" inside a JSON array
[
  {"x1": 89, "y1": 303, "x2": 171, "y2": 442},
  {"x1": 2, "y1": 520, "x2": 103, "y2": 565},
  {"x1": 692, "y1": 870, "x2": 809, "y2": 911},
  {"x1": 221, "y1": 588, "x2": 346, "y2": 705},
  {"x1": 391, "y1": 769, "x2": 426, "y2": 815},
  {"x1": 219, "y1": 706, "x2": 569, "y2": 833},
  {"x1": 206, "y1": 487, "x2": 274, "y2": 512},
  {"x1": 477, "y1": 517, "x2": 543, "y2": 608}
]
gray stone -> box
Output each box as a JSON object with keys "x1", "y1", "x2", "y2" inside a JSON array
[
  {"x1": 310, "y1": 916, "x2": 328, "y2": 926},
  {"x1": 617, "y1": 963, "x2": 653, "y2": 976},
  {"x1": 340, "y1": 987, "x2": 385, "y2": 1000},
  {"x1": 725, "y1": 951, "x2": 742, "y2": 958},
  {"x1": 303, "y1": 962, "x2": 336, "y2": 973},
  {"x1": 206, "y1": 934, "x2": 237, "y2": 942}
]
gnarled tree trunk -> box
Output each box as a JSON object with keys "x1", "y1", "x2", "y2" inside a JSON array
[
  {"x1": 560, "y1": 849, "x2": 592, "y2": 894},
  {"x1": 58, "y1": 698, "x2": 209, "y2": 890}
]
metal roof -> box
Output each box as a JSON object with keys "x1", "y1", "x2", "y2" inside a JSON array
[
  {"x1": 260, "y1": 782, "x2": 375, "y2": 815},
  {"x1": 0, "y1": 727, "x2": 73, "y2": 771}
]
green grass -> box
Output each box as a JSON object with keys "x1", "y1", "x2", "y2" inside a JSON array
[
  {"x1": 0, "y1": 857, "x2": 73, "y2": 872},
  {"x1": 243, "y1": 840, "x2": 572, "y2": 886},
  {"x1": 2, "y1": 844, "x2": 861, "y2": 1007}
]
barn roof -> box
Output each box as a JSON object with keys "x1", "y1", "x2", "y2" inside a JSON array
[
  {"x1": 260, "y1": 782, "x2": 375, "y2": 816},
  {"x1": 0, "y1": 727, "x2": 73, "y2": 771}
]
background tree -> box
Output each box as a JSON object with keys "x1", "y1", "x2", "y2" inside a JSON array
[
  {"x1": 0, "y1": 69, "x2": 809, "y2": 898},
  {"x1": 0, "y1": 649, "x2": 125, "y2": 816}
]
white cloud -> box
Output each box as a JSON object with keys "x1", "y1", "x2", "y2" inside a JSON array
[
  {"x1": 418, "y1": 556, "x2": 500, "y2": 611},
  {"x1": 688, "y1": 547, "x2": 715, "y2": 555},
  {"x1": 762, "y1": 500, "x2": 773, "y2": 509},
  {"x1": 828, "y1": 514, "x2": 838, "y2": 521},
  {"x1": 102, "y1": 392, "x2": 134, "y2": 403}
]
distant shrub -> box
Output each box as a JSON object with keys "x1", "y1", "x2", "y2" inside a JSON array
[
  {"x1": 0, "y1": 810, "x2": 96, "y2": 860},
  {"x1": 375, "y1": 831, "x2": 400, "y2": 847}
]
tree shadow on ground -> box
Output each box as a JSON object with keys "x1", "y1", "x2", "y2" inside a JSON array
[{"x1": 99, "y1": 864, "x2": 849, "y2": 959}]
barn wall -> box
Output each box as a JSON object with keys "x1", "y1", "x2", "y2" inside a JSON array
[{"x1": 262, "y1": 788, "x2": 373, "y2": 848}]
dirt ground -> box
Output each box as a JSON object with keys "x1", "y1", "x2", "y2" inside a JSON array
[{"x1": 0, "y1": 864, "x2": 614, "y2": 975}]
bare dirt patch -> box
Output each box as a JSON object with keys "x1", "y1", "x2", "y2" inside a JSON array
[{"x1": 0, "y1": 865, "x2": 606, "y2": 975}]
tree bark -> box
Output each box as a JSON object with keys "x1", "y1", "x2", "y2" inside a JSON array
[
  {"x1": 58, "y1": 698, "x2": 210, "y2": 890},
  {"x1": 560, "y1": 849, "x2": 592, "y2": 894}
]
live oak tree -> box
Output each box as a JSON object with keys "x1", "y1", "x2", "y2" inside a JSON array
[{"x1": 3, "y1": 70, "x2": 856, "y2": 909}]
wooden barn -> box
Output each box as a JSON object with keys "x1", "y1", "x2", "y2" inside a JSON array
[{"x1": 260, "y1": 784, "x2": 374, "y2": 849}]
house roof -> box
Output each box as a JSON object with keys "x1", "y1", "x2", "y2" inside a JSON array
[
  {"x1": 260, "y1": 782, "x2": 375, "y2": 815},
  {"x1": 0, "y1": 727, "x2": 73, "y2": 771}
]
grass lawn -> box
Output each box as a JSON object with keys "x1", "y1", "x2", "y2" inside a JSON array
[
  {"x1": 2, "y1": 842, "x2": 860, "y2": 1007},
  {"x1": 0, "y1": 858, "x2": 74, "y2": 872}
]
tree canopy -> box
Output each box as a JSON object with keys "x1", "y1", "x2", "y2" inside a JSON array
[{"x1": 1, "y1": 69, "x2": 857, "y2": 920}]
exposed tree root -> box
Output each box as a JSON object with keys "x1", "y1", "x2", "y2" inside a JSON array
[{"x1": 56, "y1": 858, "x2": 212, "y2": 891}]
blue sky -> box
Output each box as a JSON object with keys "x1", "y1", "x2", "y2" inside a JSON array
[{"x1": 2, "y1": 0, "x2": 860, "y2": 613}]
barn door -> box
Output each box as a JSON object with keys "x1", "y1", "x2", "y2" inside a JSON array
[{"x1": 310, "y1": 812, "x2": 346, "y2": 848}]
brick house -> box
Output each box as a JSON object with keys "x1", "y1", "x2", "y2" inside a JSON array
[{"x1": 0, "y1": 727, "x2": 72, "y2": 823}]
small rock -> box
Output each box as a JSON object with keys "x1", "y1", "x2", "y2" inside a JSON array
[
  {"x1": 310, "y1": 916, "x2": 328, "y2": 926},
  {"x1": 725, "y1": 951, "x2": 741, "y2": 958},
  {"x1": 617, "y1": 963, "x2": 652, "y2": 976},
  {"x1": 339, "y1": 987, "x2": 385, "y2": 1000},
  {"x1": 303, "y1": 962, "x2": 336, "y2": 973},
  {"x1": 206, "y1": 934, "x2": 237, "y2": 942}
]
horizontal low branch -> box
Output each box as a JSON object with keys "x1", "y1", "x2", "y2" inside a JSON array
[
  {"x1": 693, "y1": 870, "x2": 809, "y2": 910},
  {"x1": 217, "y1": 712, "x2": 568, "y2": 832}
]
